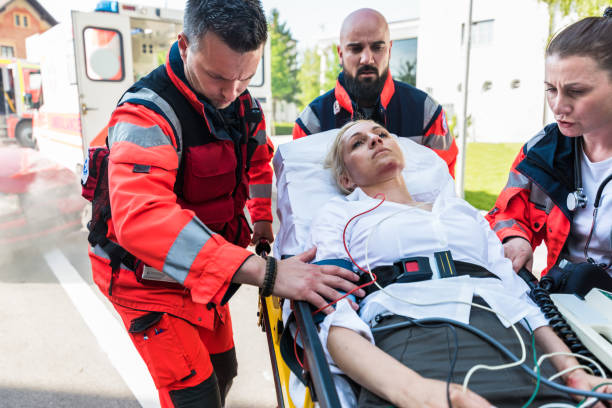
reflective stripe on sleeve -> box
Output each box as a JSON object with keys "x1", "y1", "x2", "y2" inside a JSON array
[
  {"x1": 423, "y1": 131, "x2": 453, "y2": 150},
  {"x1": 529, "y1": 184, "x2": 554, "y2": 214},
  {"x1": 297, "y1": 105, "x2": 321, "y2": 134},
  {"x1": 163, "y1": 217, "x2": 214, "y2": 284},
  {"x1": 108, "y1": 122, "x2": 173, "y2": 149},
  {"x1": 120, "y1": 87, "x2": 183, "y2": 158},
  {"x1": 254, "y1": 129, "x2": 266, "y2": 145},
  {"x1": 250, "y1": 183, "x2": 272, "y2": 199},
  {"x1": 493, "y1": 219, "x2": 527, "y2": 234},
  {"x1": 505, "y1": 172, "x2": 531, "y2": 190},
  {"x1": 423, "y1": 96, "x2": 438, "y2": 131}
]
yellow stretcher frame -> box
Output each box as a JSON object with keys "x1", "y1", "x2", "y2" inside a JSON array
[{"x1": 258, "y1": 294, "x2": 342, "y2": 408}]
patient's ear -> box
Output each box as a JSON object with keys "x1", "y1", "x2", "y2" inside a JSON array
[{"x1": 340, "y1": 173, "x2": 355, "y2": 190}]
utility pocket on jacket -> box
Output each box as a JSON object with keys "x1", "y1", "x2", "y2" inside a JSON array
[
  {"x1": 182, "y1": 142, "x2": 237, "y2": 203},
  {"x1": 529, "y1": 209, "x2": 547, "y2": 233},
  {"x1": 131, "y1": 313, "x2": 194, "y2": 389}
]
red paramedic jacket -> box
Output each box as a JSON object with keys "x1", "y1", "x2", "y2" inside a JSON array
[
  {"x1": 89, "y1": 42, "x2": 274, "y2": 330},
  {"x1": 486, "y1": 124, "x2": 576, "y2": 275},
  {"x1": 292, "y1": 72, "x2": 458, "y2": 177}
]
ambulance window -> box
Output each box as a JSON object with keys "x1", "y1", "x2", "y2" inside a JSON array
[
  {"x1": 250, "y1": 55, "x2": 264, "y2": 87},
  {"x1": 83, "y1": 27, "x2": 125, "y2": 82}
]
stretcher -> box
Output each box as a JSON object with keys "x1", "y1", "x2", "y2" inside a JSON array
[
  {"x1": 257, "y1": 129, "x2": 612, "y2": 407},
  {"x1": 258, "y1": 130, "x2": 454, "y2": 407}
]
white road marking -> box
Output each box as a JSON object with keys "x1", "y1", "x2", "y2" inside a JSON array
[{"x1": 43, "y1": 248, "x2": 160, "y2": 408}]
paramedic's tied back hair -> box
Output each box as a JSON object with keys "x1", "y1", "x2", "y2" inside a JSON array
[
  {"x1": 184, "y1": 0, "x2": 268, "y2": 52},
  {"x1": 546, "y1": 6, "x2": 612, "y2": 79}
]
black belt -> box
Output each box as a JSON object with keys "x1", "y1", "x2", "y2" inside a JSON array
[{"x1": 358, "y1": 254, "x2": 499, "y2": 297}]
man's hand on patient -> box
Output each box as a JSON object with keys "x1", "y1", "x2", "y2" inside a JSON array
[
  {"x1": 234, "y1": 247, "x2": 364, "y2": 312},
  {"x1": 273, "y1": 247, "x2": 364, "y2": 313},
  {"x1": 503, "y1": 237, "x2": 534, "y2": 273}
]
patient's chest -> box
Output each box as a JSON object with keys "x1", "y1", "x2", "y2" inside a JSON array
[{"x1": 345, "y1": 197, "x2": 489, "y2": 271}]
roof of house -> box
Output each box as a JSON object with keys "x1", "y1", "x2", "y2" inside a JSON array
[{"x1": 0, "y1": 0, "x2": 58, "y2": 26}]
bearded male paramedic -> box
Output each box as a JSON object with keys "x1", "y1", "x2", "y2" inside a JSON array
[
  {"x1": 86, "y1": 1, "x2": 364, "y2": 406},
  {"x1": 293, "y1": 8, "x2": 458, "y2": 176}
]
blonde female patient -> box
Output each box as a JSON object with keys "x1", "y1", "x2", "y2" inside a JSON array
[{"x1": 306, "y1": 120, "x2": 612, "y2": 407}]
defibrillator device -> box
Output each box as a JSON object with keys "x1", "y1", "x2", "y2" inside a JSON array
[{"x1": 518, "y1": 264, "x2": 612, "y2": 374}]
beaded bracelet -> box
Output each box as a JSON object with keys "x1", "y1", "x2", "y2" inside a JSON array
[{"x1": 261, "y1": 256, "x2": 277, "y2": 297}]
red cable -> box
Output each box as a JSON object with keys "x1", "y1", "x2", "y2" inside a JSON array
[
  {"x1": 310, "y1": 193, "x2": 385, "y2": 315},
  {"x1": 293, "y1": 194, "x2": 386, "y2": 369}
]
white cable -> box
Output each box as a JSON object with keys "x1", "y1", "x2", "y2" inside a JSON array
[
  {"x1": 579, "y1": 397, "x2": 599, "y2": 408},
  {"x1": 536, "y1": 403, "x2": 576, "y2": 408},
  {"x1": 361, "y1": 205, "x2": 527, "y2": 393},
  {"x1": 536, "y1": 352, "x2": 606, "y2": 382},
  {"x1": 547, "y1": 365, "x2": 593, "y2": 381}
]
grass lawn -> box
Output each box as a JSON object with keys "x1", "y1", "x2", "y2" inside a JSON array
[{"x1": 464, "y1": 142, "x2": 523, "y2": 210}]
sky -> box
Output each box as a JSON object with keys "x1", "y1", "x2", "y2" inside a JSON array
[{"x1": 37, "y1": 0, "x2": 420, "y2": 49}]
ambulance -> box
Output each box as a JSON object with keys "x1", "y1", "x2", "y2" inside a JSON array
[
  {"x1": 0, "y1": 58, "x2": 41, "y2": 148},
  {"x1": 29, "y1": 1, "x2": 272, "y2": 175}
]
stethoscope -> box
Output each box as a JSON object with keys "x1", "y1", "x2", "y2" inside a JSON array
[{"x1": 566, "y1": 137, "x2": 612, "y2": 268}]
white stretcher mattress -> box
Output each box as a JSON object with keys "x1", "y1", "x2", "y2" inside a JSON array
[{"x1": 272, "y1": 129, "x2": 456, "y2": 258}]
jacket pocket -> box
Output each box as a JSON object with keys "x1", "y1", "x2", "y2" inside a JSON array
[{"x1": 182, "y1": 142, "x2": 237, "y2": 203}]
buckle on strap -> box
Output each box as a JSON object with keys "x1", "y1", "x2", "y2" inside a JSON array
[
  {"x1": 358, "y1": 251, "x2": 499, "y2": 297},
  {"x1": 359, "y1": 256, "x2": 433, "y2": 297}
]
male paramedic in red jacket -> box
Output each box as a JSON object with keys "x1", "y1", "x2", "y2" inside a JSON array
[
  {"x1": 293, "y1": 8, "x2": 458, "y2": 176},
  {"x1": 87, "y1": 1, "x2": 363, "y2": 407}
]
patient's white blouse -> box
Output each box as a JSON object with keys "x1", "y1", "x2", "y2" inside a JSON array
[{"x1": 308, "y1": 187, "x2": 547, "y2": 369}]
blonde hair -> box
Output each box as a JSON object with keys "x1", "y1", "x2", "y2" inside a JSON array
[{"x1": 324, "y1": 120, "x2": 378, "y2": 195}]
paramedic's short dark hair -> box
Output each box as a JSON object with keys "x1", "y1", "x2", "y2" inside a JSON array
[
  {"x1": 546, "y1": 7, "x2": 612, "y2": 79},
  {"x1": 184, "y1": 0, "x2": 267, "y2": 52}
]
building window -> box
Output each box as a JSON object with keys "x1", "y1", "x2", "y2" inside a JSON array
[
  {"x1": 14, "y1": 13, "x2": 28, "y2": 28},
  {"x1": 1, "y1": 45, "x2": 15, "y2": 57},
  {"x1": 389, "y1": 38, "x2": 418, "y2": 86},
  {"x1": 461, "y1": 19, "x2": 494, "y2": 47}
]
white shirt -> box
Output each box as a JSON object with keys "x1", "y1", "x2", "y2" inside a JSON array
[
  {"x1": 307, "y1": 188, "x2": 547, "y2": 376},
  {"x1": 565, "y1": 151, "x2": 612, "y2": 272}
]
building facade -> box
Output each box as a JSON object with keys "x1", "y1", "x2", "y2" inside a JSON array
[{"x1": 0, "y1": 0, "x2": 56, "y2": 59}]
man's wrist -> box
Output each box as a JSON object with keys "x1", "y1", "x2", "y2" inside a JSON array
[{"x1": 234, "y1": 255, "x2": 266, "y2": 287}]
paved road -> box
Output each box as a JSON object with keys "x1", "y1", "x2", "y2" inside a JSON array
[{"x1": 0, "y1": 228, "x2": 278, "y2": 408}]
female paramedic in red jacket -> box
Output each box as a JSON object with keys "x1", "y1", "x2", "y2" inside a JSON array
[
  {"x1": 487, "y1": 9, "x2": 612, "y2": 278},
  {"x1": 86, "y1": 1, "x2": 364, "y2": 407}
]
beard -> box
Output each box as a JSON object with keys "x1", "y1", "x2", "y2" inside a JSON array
[{"x1": 343, "y1": 65, "x2": 389, "y2": 108}]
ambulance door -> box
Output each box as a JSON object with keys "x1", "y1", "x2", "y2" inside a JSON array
[{"x1": 72, "y1": 10, "x2": 134, "y2": 156}]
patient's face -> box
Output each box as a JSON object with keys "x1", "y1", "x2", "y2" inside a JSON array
[{"x1": 340, "y1": 122, "x2": 404, "y2": 189}]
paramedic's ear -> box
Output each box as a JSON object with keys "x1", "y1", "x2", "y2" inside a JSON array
[{"x1": 177, "y1": 32, "x2": 189, "y2": 61}]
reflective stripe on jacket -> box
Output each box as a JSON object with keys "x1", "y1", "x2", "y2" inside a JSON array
[
  {"x1": 89, "y1": 42, "x2": 274, "y2": 328},
  {"x1": 486, "y1": 123, "x2": 576, "y2": 275},
  {"x1": 292, "y1": 72, "x2": 458, "y2": 176}
]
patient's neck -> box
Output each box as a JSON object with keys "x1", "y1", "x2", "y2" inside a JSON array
[{"x1": 361, "y1": 176, "x2": 414, "y2": 205}]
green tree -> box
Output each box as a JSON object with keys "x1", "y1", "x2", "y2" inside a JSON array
[
  {"x1": 322, "y1": 44, "x2": 341, "y2": 91},
  {"x1": 296, "y1": 44, "x2": 341, "y2": 110},
  {"x1": 270, "y1": 9, "x2": 300, "y2": 107},
  {"x1": 296, "y1": 47, "x2": 321, "y2": 110},
  {"x1": 538, "y1": 0, "x2": 609, "y2": 40}
]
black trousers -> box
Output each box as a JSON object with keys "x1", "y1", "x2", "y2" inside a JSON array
[{"x1": 357, "y1": 302, "x2": 574, "y2": 407}]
